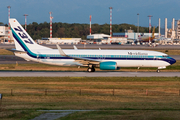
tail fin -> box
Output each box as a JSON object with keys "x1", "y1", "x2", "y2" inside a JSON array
[
  {"x1": 152, "y1": 26, "x2": 155, "y2": 37},
  {"x1": 9, "y1": 18, "x2": 51, "y2": 52}
]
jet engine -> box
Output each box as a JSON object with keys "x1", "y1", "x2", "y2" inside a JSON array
[{"x1": 99, "y1": 61, "x2": 120, "y2": 70}]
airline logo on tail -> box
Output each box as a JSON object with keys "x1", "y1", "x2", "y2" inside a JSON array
[
  {"x1": 9, "y1": 19, "x2": 42, "y2": 58},
  {"x1": 14, "y1": 26, "x2": 34, "y2": 44},
  {"x1": 9, "y1": 19, "x2": 49, "y2": 53}
]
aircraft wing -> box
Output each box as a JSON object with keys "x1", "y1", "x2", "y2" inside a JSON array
[
  {"x1": 73, "y1": 57, "x2": 100, "y2": 65},
  {"x1": 56, "y1": 44, "x2": 100, "y2": 65}
]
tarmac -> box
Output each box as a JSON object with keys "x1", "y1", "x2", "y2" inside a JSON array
[
  {"x1": 1, "y1": 44, "x2": 180, "y2": 50},
  {"x1": 31, "y1": 110, "x2": 95, "y2": 120},
  {"x1": 0, "y1": 71, "x2": 180, "y2": 77}
]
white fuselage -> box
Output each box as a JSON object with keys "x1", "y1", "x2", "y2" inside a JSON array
[{"x1": 15, "y1": 49, "x2": 173, "y2": 68}]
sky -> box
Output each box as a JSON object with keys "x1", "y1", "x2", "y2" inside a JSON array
[{"x1": 0, "y1": 0, "x2": 180, "y2": 28}]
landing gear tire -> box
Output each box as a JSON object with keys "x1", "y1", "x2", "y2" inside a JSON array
[
  {"x1": 156, "y1": 69, "x2": 160, "y2": 73},
  {"x1": 87, "y1": 67, "x2": 95, "y2": 72},
  {"x1": 92, "y1": 67, "x2": 95, "y2": 72}
]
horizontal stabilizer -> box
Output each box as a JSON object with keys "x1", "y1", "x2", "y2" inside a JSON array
[{"x1": 6, "y1": 49, "x2": 27, "y2": 53}]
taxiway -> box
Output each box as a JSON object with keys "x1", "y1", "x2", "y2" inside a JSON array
[{"x1": 0, "y1": 71, "x2": 179, "y2": 77}]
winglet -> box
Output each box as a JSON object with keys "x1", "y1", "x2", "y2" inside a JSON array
[{"x1": 56, "y1": 44, "x2": 67, "y2": 56}]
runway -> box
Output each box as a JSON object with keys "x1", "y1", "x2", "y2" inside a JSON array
[
  {"x1": 0, "y1": 71, "x2": 180, "y2": 77},
  {"x1": 0, "y1": 55, "x2": 37, "y2": 64}
]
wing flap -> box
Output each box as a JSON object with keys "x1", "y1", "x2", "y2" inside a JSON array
[{"x1": 75, "y1": 59, "x2": 99, "y2": 65}]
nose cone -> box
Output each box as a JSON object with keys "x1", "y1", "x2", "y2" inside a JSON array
[{"x1": 168, "y1": 57, "x2": 176, "y2": 65}]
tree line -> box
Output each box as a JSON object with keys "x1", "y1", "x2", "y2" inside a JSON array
[{"x1": 0, "y1": 21, "x2": 158, "y2": 40}]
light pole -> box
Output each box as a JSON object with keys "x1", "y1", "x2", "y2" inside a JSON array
[
  {"x1": 23, "y1": 14, "x2": 28, "y2": 31},
  {"x1": 159, "y1": 18, "x2": 160, "y2": 39},
  {"x1": 137, "y1": 13, "x2": 139, "y2": 38},
  {"x1": 109, "y1": 7, "x2": 113, "y2": 39},
  {"x1": 49, "y1": 12, "x2": 53, "y2": 38},
  {"x1": 7, "y1": 6, "x2": 11, "y2": 43},
  {"x1": 148, "y1": 15, "x2": 153, "y2": 43}
]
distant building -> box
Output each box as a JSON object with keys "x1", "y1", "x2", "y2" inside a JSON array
[
  {"x1": 113, "y1": 28, "x2": 159, "y2": 40},
  {"x1": 0, "y1": 26, "x2": 14, "y2": 43},
  {"x1": 38, "y1": 37, "x2": 81, "y2": 44},
  {"x1": 176, "y1": 20, "x2": 180, "y2": 39},
  {"x1": 87, "y1": 34, "x2": 110, "y2": 44},
  {"x1": 87, "y1": 33, "x2": 127, "y2": 44},
  {"x1": 167, "y1": 29, "x2": 175, "y2": 39}
]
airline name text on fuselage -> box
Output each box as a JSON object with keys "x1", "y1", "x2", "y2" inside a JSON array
[{"x1": 128, "y1": 52, "x2": 148, "y2": 55}]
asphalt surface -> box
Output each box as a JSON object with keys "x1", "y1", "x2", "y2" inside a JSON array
[
  {"x1": 32, "y1": 110, "x2": 95, "y2": 120},
  {"x1": 31, "y1": 112, "x2": 73, "y2": 120},
  {"x1": 1, "y1": 44, "x2": 180, "y2": 50},
  {"x1": 0, "y1": 71, "x2": 180, "y2": 77},
  {"x1": 0, "y1": 55, "x2": 36, "y2": 64}
]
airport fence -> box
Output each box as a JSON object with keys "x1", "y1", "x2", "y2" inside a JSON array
[{"x1": 1, "y1": 88, "x2": 180, "y2": 96}]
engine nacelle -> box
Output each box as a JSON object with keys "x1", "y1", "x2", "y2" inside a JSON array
[{"x1": 100, "y1": 61, "x2": 120, "y2": 70}]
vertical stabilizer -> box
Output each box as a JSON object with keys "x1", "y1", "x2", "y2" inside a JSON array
[{"x1": 9, "y1": 18, "x2": 51, "y2": 52}]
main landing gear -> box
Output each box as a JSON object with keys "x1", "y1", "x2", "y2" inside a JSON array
[
  {"x1": 87, "y1": 65, "x2": 95, "y2": 72},
  {"x1": 156, "y1": 69, "x2": 160, "y2": 73}
]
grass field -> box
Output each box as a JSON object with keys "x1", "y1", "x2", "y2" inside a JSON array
[
  {"x1": 0, "y1": 49, "x2": 14, "y2": 55},
  {"x1": 0, "y1": 77, "x2": 180, "y2": 120},
  {"x1": 0, "y1": 48, "x2": 180, "y2": 119},
  {"x1": 157, "y1": 49, "x2": 180, "y2": 55}
]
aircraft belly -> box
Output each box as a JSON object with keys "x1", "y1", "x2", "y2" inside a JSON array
[
  {"x1": 15, "y1": 53, "x2": 34, "y2": 61},
  {"x1": 40, "y1": 59, "x2": 82, "y2": 66},
  {"x1": 116, "y1": 60, "x2": 170, "y2": 67},
  {"x1": 15, "y1": 53, "x2": 83, "y2": 66}
]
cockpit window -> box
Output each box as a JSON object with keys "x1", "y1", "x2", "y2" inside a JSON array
[{"x1": 162, "y1": 55, "x2": 169, "y2": 57}]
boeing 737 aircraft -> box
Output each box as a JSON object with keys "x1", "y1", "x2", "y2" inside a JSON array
[
  {"x1": 138, "y1": 26, "x2": 156, "y2": 43},
  {"x1": 9, "y1": 19, "x2": 176, "y2": 72}
]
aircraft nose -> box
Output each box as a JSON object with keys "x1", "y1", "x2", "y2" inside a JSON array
[{"x1": 168, "y1": 57, "x2": 176, "y2": 65}]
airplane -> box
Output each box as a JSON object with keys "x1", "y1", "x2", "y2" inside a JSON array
[
  {"x1": 135, "y1": 26, "x2": 156, "y2": 44},
  {"x1": 9, "y1": 18, "x2": 176, "y2": 72}
]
